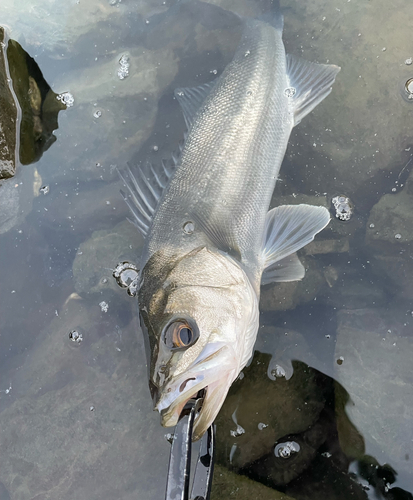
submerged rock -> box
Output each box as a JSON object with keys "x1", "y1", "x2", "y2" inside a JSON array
[
  {"x1": 335, "y1": 308, "x2": 413, "y2": 486},
  {"x1": 0, "y1": 26, "x2": 65, "y2": 179},
  {"x1": 215, "y1": 352, "x2": 329, "y2": 472},
  {"x1": 283, "y1": 0, "x2": 413, "y2": 201},
  {"x1": 366, "y1": 170, "x2": 413, "y2": 298},
  {"x1": 260, "y1": 257, "x2": 326, "y2": 313},
  {"x1": 0, "y1": 295, "x2": 169, "y2": 500},
  {"x1": 72, "y1": 220, "x2": 143, "y2": 299},
  {"x1": 0, "y1": 27, "x2": 18, "y2": 179},
  {"x1": 211, "y1": 464, "x2": 295, "y2": 500}
]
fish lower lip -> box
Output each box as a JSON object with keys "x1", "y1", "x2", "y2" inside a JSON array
[{"x1": 161, "y1": 387, "x2": 208, "y2": 424}]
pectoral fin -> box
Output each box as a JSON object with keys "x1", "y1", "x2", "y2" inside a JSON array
[
  {"x1": 286, "y1": 54, "x2": 340, "y2": 125},
  {"x1": 261, "y1": 253, "x2": 305, "y2": 285},
  {"x1": 261, "y1": 204, "x2": 330, "y2": 284}
]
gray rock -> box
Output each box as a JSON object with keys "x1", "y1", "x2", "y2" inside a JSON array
[
  {"x1": 0, "y1": 294, "x2": 169, "y2": 500},
  {"x1": 283, "y1": 0, "x2": 413, "y2": 199},
  {"x1": 366, "y1": 170, "x2": 413, "y2": 298},
  {"x1": 0, "y1": 167, "x2": 35, "y2": 234},
  {"x1": 72, "y1": 219, "x2": 144, "y2": 298},
  {"x1": 255, "y1": 326, "x2": 335, "y2": 381},
  {"x1": 260, "y1": 257, "x2": 326, "y2": 313},
  {"x1": 0, "y1": 27, "x2": 17, "y2": 179},
  {"x1": 335, "y1": 308, "x2": 413, "y2": 485}
]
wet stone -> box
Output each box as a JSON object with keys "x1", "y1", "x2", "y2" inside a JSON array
[
  {"x1": 335, "y1": 308, "x2": 413, "y2": 481},
  {"x1": 215, "y1": 351, "x2": 329, "y2": 471},
  {"x1": 72, "y1": 220, "x2": 143, "y2": 299},
  {"x1": 0, "y1": 27, "x2": 17, "y2": 179},
  {"x1": 260, "y1": 257, "x2": 326, "y2": 313},
  {"x1": 366, "y1": 169, "x2": 413, "y2": 298}
]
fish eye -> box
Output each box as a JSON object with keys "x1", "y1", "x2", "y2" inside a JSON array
[{"x1": 163, "y1": 320, "x2": 198, "y2": 350}]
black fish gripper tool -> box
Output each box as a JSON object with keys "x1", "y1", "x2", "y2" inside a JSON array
[{"x1": 165, "y1": 394, "x2": 215, "y2": 500}]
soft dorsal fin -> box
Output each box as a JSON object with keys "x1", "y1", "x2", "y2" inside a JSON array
[
  {"x1": 118, "y1": 80, "x2": 217, "y2": 237},
  {"x1": 286, "y1": 54, "x2": 340, "y2": 125},
  {"x1": 174, "y1": 80, "x2": 217, "y2": 130},
  {"x1": 261, "y1": 204, "x2": 330, "y2": 284}
]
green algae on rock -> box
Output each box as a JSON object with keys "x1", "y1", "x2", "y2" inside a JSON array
[{"x1": 0, "y1": 26, "x2": 65, "y2": 179}]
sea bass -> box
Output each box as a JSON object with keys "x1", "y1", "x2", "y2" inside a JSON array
[{"x1": 120, "y1": 13, "x2": 340, "y2": 440}]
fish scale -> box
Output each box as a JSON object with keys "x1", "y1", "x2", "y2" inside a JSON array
[{"x1": 146, "y1": 20, "x2": 291, "y2": 284}]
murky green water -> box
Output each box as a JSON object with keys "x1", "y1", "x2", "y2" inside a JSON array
[{"x1": 1, "y1": 1, "x2": 412, "y2": 499}]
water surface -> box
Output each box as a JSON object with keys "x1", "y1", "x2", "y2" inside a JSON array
[{"x1": 1, "y1": 1, "x2": 412, "y2": 499}]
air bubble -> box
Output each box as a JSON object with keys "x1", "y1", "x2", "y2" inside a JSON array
[
  {"x1": 284, "y1": 87, "x2": 296, "y2": 98},
  {"x1": 271, "y1": 365, "x2": 286, "y2": 378},
  {"x1": 183, "y1": 221, "x2": 195, "y2": 234},
  {"x1": 57, "y1": 92, "x2": 74, "y2": 108},
  {"x1": 405, "y1": 57, "x2": 413, "y2": 66},
  {"x1": 93, "y1": 110, "x2": 102, "y2": 118},
  {"x1": 69, "y1": 330, "x2": 83, "y2": 343},
  {"x1": 401, "y1": 78, "x2": 413, "y2": 102},
  {"x1": 118, "y1": 54, "x2": 130, "y2": 80},
  {"x1": 113, "y1": 262, "x2": 139, "y2": 296},
  {"x1": 332, "y1": 195, "x2": 353, "y2": 221},
  {"x1": 337, "y1": 356, "x2": 344, "y2": 365},
  {"x1": 99, "y1": 301, "x2": 109, "y2": 313},
  {"x1": 230, "y1": 425, "x2": 245, "y2": 437},
  {"x1": 395, "y1": 233, "x2": 402, "y2": 239},
  {"x1": 369, "y1": 223, "x2": 375, "y2": 228},
  {"x1": 165, "y1": 433, "x2": 174, "y2": 443},
  {"x1": 274, "y1": 441, "x2": 300, "y2": 459}
]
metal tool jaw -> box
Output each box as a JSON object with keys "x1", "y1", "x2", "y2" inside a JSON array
[{"x1": 165, "y1": 393, "x2": 215, "y2": 500}]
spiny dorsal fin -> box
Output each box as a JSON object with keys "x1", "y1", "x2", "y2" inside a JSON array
[
  {"x1": 286, "y1": 54, "x2": 340, "y2": 126},
  {"x1": 261, "y1": 204, "x2": 330, "y2": 284},
  {"x1": 174, "y1": 79, "x2": 218, "y2": 130},
  {"x1": 117, "y1": 159, "x2": 177, "y2": 237}
]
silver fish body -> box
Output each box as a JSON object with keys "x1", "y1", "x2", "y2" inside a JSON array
[
  {"x1": 145, "y1": 20, "x2": 290, "y2": 285},
  {"x1": 120, "y1": 14, "x2": 340, "y2": 439}
]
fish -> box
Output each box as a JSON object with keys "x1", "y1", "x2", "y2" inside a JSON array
[{"x1": 119, "y1": 9, "x2": 340, "y2": 440}]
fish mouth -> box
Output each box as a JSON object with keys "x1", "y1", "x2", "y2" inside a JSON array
[{"x1": 154, "y1": 342, "x2": 238, "y2": 440}]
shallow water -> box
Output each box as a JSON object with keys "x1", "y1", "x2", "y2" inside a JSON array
[{"x1": 1, "y1": 1, "x2": 412, "y2": 499}]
